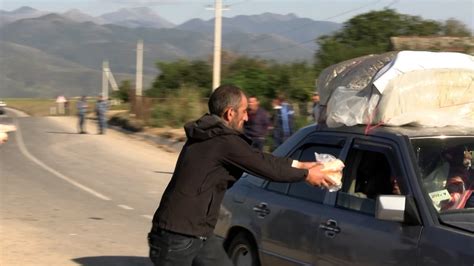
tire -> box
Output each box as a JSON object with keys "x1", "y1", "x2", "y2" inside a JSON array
[{"x1": 227, "y1": 232, "x2": 260, "y2": 266}]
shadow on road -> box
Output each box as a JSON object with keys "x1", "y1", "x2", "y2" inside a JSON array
[{"x1": 72, "y1": 256, "x2": 152, "y2": 266}]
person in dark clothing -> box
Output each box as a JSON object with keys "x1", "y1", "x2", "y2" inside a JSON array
[
  {"x1": 244, "y1": 95, "x2": 270, "y2": 150},
  {"x1": 148, "y1": 85, "x2": 336, "y2": 266},
  {"x1": 311, "y1": 91, "x2": 321, "y2": 123}
]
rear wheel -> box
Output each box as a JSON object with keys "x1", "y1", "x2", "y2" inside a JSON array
[{"x1": 227, "y1": 232, "x2": 259, "y2": 266}]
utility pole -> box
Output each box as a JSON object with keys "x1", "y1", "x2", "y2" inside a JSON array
[
  {"x1": 102, "y1": 60, "x2": 118, "y2": 100},
  {"x1": 212, "y1": 0, "x2": 223, "y2": 91},
  {"x1": 102, "y1": 60, "x2": 109, "y2": 100},
  {"x1": 136, "y1": 39, "x2": 144, "y2": 96}
]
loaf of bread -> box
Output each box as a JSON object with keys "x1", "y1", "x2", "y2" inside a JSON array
[{"x1": 321, "y1": 159, "x2": 344, "y2": 186}]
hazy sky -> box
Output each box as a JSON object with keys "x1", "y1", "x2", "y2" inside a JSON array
[{"x1": 1, "y1": 0, "x2": 473, "y2": 28}]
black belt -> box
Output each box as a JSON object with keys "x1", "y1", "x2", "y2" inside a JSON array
[{"x1": 152, "y1": 227, "x2": 208, "y2": 241}]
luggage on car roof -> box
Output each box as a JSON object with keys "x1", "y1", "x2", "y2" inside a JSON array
[{"x1": 316, "y1": 51, "x2": 474, "y2": 128}]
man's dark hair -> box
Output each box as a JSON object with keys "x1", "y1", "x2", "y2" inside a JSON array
[{"x1": 208, "y1": 85, "x2": 244, "y2": 117}]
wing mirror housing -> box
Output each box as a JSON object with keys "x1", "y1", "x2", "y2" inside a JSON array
[
  {"x1": 375, "y1": 195, "x2": 406, "y2": 222},
  {"x1": 375, "y1": 195, "x2": 421, "y2": 225}
]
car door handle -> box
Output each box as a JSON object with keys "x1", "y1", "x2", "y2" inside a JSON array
[
  {"x1": 319, "y1": 219, "x2": 341, "y2": 238},
  {"x1": 253, "y1": 202, "x2": 271, "y2": 218}
]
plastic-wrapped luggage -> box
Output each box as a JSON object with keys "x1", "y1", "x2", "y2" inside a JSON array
[{"x1": 317, "y1": 51, "x2": 474, "y2": 128}]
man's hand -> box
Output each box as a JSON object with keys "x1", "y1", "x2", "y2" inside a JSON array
[
  {"x1": 294, "y1": 160, "x2": 322, "y2": 169},
  {"x1": 0, "y1": 124, "x2": 16, "y2": 145},
  {"x1": 0, "y1": 124, "x2": 16, "y2": 132},
  {"x1": 305, "y1": 164, "x2": 336, "y2": 189},
  {"x1": 0, "y1": 131, "x2": 8, "y2": 144}
]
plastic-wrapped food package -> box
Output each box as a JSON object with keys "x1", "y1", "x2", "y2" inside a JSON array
[
  {"x1": 315, "y1": 152, "x2": 345, "y2": 192},
  {"x1": 375, "y1": 69, "x2": 474, "y2": 127}
]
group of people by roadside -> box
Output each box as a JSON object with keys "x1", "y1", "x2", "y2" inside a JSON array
[
  {"x1": 243, "y1": 91, "x2": 321, "y2": 151},
  {"x1": 76, "y1": 95, "x2": 108, "y2": 135}
]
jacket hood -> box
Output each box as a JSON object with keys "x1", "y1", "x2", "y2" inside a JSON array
[{"x1": 184, "y1": 114, "x2": 250, "y2": 143}]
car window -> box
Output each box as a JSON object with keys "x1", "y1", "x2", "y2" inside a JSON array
[
  {"x1": 288, "y1": 144, "x2": 342, "y2": 203},
  {"x1": 337, "y1": 148, "x2": 401, "y2": 215},
  {"x1": 411, "y1": 137, "x2": 473, "y2": 213},
  {"x1": 265, "y1": 141, "x2": 303, "y2": 194}
]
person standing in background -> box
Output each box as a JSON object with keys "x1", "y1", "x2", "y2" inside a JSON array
[
  {"x1": 311, "y1": 91, "x2": 321, "y2": 123},
  {"x1": 271, "y1": 94, "x2": 295, "y2": 149},
  {"x1": 77, "y1": 96, "x2": 88, "y2": 134},
  {"x1": 95, "y1": 95, "x2": 108, "y2": 135},
  {"x1": 244, "y1": 95, "x2": 271, "y2": 150}
]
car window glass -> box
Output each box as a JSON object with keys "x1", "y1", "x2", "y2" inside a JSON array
[
  {"x1": 288, "y1": 145, "x2": 342, "y2": 203},
  {"x1": 337, "y1": 149, "x2": 397, "y2": 215},
  {"x1": 299, "y1": 145, "x2": 342, "y2": 162},
  {"x1": 411, "y1": 138, "x2": 473, "y2": 213},
  {"x1": 264, "y1": 141, "x2": 304, "y2": 194}
]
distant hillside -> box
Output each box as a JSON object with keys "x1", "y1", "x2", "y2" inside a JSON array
[
  {"x1": 178, "y1": 13, "x2": 342, "y2": 49},
  {"x1": 0, "y1": 6, "x2": 50, "y2": 26},
  {"x1": 0, "y1": 10, "x2": 341, "y2": 97},
  {"x1": 0, "y1": 41, "x2": 151, "y2": 98},
  {"x1": 0, "y1": 13, "x2": 316, "y2": 70},
  {"x1": 100, "y1": 7, "x2": 175, "y2": 29},
  {"x1": 62, "y1": 9, "x2": 105, "y2": 24}
]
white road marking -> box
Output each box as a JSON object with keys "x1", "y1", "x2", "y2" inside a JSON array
[
  {"x1": 13, "y1": 118, "x2": 112, "y2": 201},
  {"x1": 141, "y1": 215, "x2": 153, "y2": 220},
  {"x1": 118, "y1": 204, "x2": 134, "y2": 210}
]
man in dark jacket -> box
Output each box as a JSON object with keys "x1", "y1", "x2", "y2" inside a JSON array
[
  {"x1": 148, "y1": 85, "x2": 335, "y2": 266},
  {"x1": 244, "y1": 95, "x2": 270, "y2": 150}
]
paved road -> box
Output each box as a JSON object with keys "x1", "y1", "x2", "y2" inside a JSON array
[{"x1": 0, "y1": 108, "x2": 179, "y2": 266}]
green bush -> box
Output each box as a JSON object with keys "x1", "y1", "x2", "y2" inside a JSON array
[{"x1": 150, "y1": 87, "x2": 206, "y2": 128}]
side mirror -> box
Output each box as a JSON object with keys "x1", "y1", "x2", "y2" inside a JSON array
[
  {"x1": 375, "y1": 195, "x2": 422, "y2": 225},
  {"x1": 375, "y1": 195, "x2": 406, "y2": 222}
]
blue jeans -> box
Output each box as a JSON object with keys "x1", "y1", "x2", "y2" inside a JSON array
[
  {"x1": 97, "y1": 116, "x2": 106, "y2": 134},
  {"x1": 147, "y1": 228, "x2": 232, "y2": 266},
  {"x1": 78, "y1": 114, "x2": 86, "y2": 133}
]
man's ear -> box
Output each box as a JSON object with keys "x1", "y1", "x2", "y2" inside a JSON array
[{"x1": 223, "y1": 107, "x2": 233, "y2": 122}]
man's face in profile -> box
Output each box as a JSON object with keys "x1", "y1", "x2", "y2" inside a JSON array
[{"x1": 229, "y1": 95, "x2": 248, "y2": 133}]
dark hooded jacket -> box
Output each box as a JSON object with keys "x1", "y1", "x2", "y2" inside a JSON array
[{"x1": 152, "y1": 114, "x2": 308, "y2": 237}]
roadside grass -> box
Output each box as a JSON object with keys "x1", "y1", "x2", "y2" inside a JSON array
[{"x1": 4, "y1": 98, "x2": 55, "y2": 116}]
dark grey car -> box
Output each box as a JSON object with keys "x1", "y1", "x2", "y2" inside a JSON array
[{"x1": 215, "y1": 125, "x2": 474, "y2": 266}]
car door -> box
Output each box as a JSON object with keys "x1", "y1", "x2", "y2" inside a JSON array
[
  {"x1": 256, "y1": 134, "x2": 346, "y2": 266},
  {"x1": 314, "y1": 138, "x2": 423, "y2": 266}
]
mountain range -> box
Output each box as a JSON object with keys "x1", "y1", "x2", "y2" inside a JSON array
[{"x1": 0, "y1": 6, "x2": 341, "y2": 98}]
